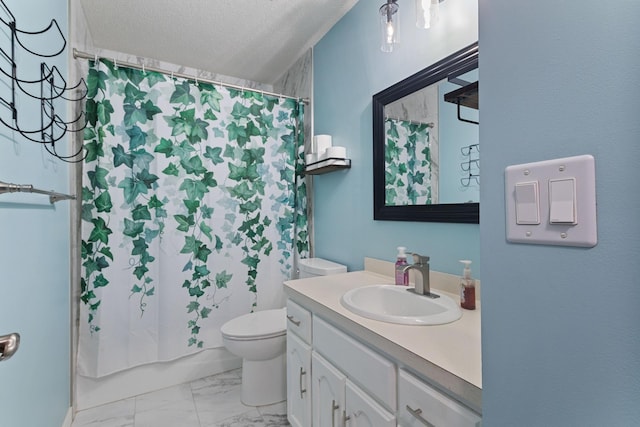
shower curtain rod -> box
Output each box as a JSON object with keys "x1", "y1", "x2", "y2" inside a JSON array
[{"x1": 73, "y1": 48, "x2": 309, "y2": 104}]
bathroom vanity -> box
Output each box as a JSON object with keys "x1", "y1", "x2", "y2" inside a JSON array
[{"x1": 284, "y1": 261, "x2": 482, "y2": 426}]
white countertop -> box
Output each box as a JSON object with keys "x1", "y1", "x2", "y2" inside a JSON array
[{"x1": 284, "y1": 269, "x2": 482, "y2": 412}]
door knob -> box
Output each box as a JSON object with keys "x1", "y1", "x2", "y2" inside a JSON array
[{"x1": 0, "y1": 333, "x2": 20, "y2": 362}]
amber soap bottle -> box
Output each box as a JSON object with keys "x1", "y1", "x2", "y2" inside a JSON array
[{"x1": 459, "y1": 260, "x2": 476, "y2": 310}]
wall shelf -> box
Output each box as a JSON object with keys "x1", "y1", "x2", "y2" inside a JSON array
[
  {"x1": 444, "y1": 81, "x2": 478, "y2": 110},
  {"x1": 304, "y1": 157, "x2": 351, "y2": 175},
  {"x1": 444, "y1": 81, "x2": 479, "y2": 125}
]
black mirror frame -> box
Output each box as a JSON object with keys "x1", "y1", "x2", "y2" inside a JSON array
[{"x1": 372, "y1": 42, "x2": 479, "y2": 224}]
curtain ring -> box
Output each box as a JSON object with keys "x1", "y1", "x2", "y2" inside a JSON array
[
  {"x1": 142, "y1": 63, "x2": 145, "y2": 73},
  {"x1": 94, "y1": 53, "x2": 98, "y2": 63},
  {"x1": 171, "y1": 71, "x2": 174, "y2": 80},
  {"x1": 114, "y1": 58, "x2": 117, "y2": 69}
]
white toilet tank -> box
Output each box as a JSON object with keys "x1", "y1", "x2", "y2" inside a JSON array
[{"x1": 298, "y1": 257, "x2": 347, "y2": 279}]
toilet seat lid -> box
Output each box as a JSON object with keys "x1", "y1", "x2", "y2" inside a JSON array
[{"x1": 221, "y1": 308, "x2": 286, "y2": 339}]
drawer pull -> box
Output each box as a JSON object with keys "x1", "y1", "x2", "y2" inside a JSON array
[
  {"x1": 287, "y1": 315, "x2": 301, "y2": 326},
  {"x1": 406, "y1": 405, "x2": 435, "y2": 427},
  {"x1": 299, "y1": 367, "x2": 307, "y2": 398},
  {"x1": 331, "y1": 399, "x2": 340, "y2": 427}
]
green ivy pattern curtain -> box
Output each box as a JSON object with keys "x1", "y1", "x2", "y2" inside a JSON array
[
  {"x1": 384, "y1": 118, "x2": 434, "y2": 205},
  {"x1": 79, "y1": 60, "x2": 307, "y2": 377}
]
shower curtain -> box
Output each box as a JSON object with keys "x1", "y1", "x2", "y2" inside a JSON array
[
  {"x1": 384, "y1": 118, "x2": 437, "y2": 205},
  {"x1": 78, "y1": 60, "x2": 308, "y2": 378}
]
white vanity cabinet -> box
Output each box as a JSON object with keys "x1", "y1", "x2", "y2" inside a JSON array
[
  {"x1": 398, "y1": 369, "x2": 482, "y2": 427},
  {"x1": 285, "y1": 296, "x2": 481, "y2": 427},
  {"x1": 286, "y1": 300, "x2": 312, "y2": 427}
]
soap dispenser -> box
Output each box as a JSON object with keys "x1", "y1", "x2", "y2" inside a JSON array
[
  {"x1": 395, "y1": 247, "x2": 409, "y2": 285},
  {"x1": 459, "y1": 260, "x2": 476, "y2": 310}
]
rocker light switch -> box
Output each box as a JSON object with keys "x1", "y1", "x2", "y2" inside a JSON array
[
  {"x1": 549, "y1": 178, "x2": 576, "y2": 224},
  {"x1": 515, "y1": 181, "x2": 540, "y2": 224}
]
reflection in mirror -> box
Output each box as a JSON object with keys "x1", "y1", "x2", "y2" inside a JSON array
[
  {"x1": 373, "y1": 42, "x2": 479, "y2": 223},
  {"x1": 438, "y1": 68, "x2": 479, "y2": 203},
  {"x1": 383, "y1": 66, "x2": 479, "y2": 205},
  {"x1": 384, "y1": 85, "x2": 439, "y2": 205}
]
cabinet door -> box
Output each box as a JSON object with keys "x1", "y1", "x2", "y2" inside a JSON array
[
  {"x1": 345, "y1": 380, "x2": 395, "y2": 427},
  {"x1": 312, "y1": 352, "x2": 346, "y2": 427},
  {"x1": 287, "y1": 332, "x2": 311, "y2": 427},
  {"x1": 313, "y1": 316, "x2": 396, "y2": 410}
]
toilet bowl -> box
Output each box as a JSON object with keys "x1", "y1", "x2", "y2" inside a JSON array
[
  {"x1": 221, "y1": 258, "x2": 347, "y2": 407},
  {"x1": 221, "y1": 308, "x2": 287, "y2": 406}
]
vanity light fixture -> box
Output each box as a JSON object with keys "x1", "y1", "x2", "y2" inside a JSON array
[
  {"x1": 379, "y1": 0, "x2": 399, "y2": 52},
  {"x1": 380, "y1": 0, "x2": 447, "y2": 53}
]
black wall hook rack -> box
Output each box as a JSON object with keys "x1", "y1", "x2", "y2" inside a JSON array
[
  {"x1": 460, "y1": 143, "x2": 480, "y2": 187},
  {"x1": 0, "y1": 0, "x2": 87, "y2": 163}
]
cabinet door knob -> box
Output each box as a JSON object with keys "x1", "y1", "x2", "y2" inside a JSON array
[
  {"x1": 287, "y1": 315, "x2": 301, "y2": 326},
  {"x1": 299, "y1": 367, "x2": 307, "y2": 398},
  {"x1": 342, "y1": 409, "x2": 351, "y2": 426},
  {"x1": 406, "y1": 405, "x2": 435, "y2": 427}
]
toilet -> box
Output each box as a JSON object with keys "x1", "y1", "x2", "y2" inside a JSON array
[{"x1": 220, "y1": 257, "x2": 347, "y2": 406}]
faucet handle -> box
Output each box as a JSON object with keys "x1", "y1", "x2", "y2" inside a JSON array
[{"x1": 409, "y1": 252, "x2": 430, "y2": 265}]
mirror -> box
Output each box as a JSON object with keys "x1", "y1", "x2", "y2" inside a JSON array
[{"x1": 373, "y1": 42, "x2": 479, "y2": 223}]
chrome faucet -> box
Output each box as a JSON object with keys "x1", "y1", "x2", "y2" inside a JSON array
[{"x1": 403, "y1": 253, "x2": 439, "y2": 299}]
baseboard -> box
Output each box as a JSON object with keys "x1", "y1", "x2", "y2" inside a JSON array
[{"x1": 61, "y1": 407, "x2": 72, "y2": 427}]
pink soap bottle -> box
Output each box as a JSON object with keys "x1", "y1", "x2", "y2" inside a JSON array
[{"x1": 395, "y1": 247, "x2": 409, "y2": 285}]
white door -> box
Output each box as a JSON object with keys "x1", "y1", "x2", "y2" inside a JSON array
[
  {"x1": 345, "y1": 380, "x2": 396, "y2": 427},
  {"x1": 287, "y1": 332, "x2": 312, "y2": 427},
  {"x1": 312, "y1": 352, "x2": 346, "y2": 427}
]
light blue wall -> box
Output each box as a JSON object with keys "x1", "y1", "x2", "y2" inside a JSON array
[
  {"x1": 313, "y1": 0, "x2": 479, "y2": 276},
  {"x1": 480, "y1": 1, "x2": 640, "y2": 425},
  {"x1": 0, "y1": 1, "x2": 70, "y2": 426}
]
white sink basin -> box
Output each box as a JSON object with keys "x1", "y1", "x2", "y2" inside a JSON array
[{"x1": 341, "y1": 285, "x2": 462, "y2": 325}]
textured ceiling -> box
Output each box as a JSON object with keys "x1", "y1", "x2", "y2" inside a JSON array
[{"x1": 79, "y1": 0, "x2": 359, "y2": 84}]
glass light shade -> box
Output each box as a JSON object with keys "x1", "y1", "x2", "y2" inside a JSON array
[
  {"x1": 379, "y1": 1, "x2": 399, "y2": 52},
  {"x1": 416, "y1": 0, "x2": 431, "y2": 29},
  {"x1": 416, "y1": 0, "x2": 441, "y2": 29}
]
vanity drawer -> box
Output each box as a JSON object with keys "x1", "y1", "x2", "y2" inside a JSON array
[
  {"x1": 286, "y1": 299, "x2": 312, "y2": 344},
  {"x1": 313, "y1": 316, "x2": 396, "y2": 411},
  {"x1": 398, "y1": 369, "x2": 481, "y2": 427}
]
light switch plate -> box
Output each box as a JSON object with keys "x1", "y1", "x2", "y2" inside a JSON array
[{"x1": 505, "y1": 155, "x2": 597, "y2": 247}]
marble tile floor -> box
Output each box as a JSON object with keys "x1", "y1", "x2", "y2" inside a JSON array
[{"x1": 71, "y1": 368, "x2": 290, "y2": 427}]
